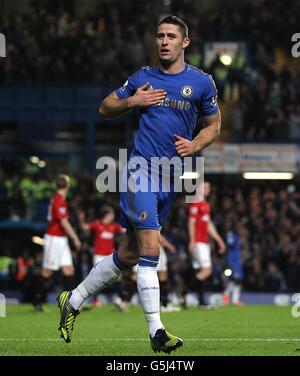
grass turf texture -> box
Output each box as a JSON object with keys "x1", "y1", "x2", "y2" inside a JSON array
[{"x1": 0, "y1": 304, "x2": 299, "y2": 356}]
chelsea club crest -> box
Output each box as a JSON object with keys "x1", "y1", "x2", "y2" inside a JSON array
[{"x1": 181, "y1": 85, "x2": 193, "y2": 98}]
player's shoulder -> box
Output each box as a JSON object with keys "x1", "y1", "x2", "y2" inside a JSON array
[
  {"x1": 92, "y1": 220, "x2": 102, "y2": 226},
  {"x1": 53, "y1": 192, "x2": 66, "y2": 204},
  {"x1": 189, "y1": 200, "x2": 201, "y2": 208},
  {"x1": 128, "y1": 66, "x2": 155, "y2": 83},
  {"x1": 137, "y1": 65, "x2": 157, "y2": 77},
  {"x1": 187, "y1": 64, "x2": 215, "y2": 83},
  {"x1": 134, "y1": 65, "x2": 154, "y2": 75}
]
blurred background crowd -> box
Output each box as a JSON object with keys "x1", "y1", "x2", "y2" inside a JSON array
[
  {"x1": 1, "y1": 0, "x2": 299, "y2": 142},
  {"x1": 0, "y1": 0, "x2": 300, "y2": 300},
  {"x1": 1, "y1": 160, "x2": 300, "y2": 297}
]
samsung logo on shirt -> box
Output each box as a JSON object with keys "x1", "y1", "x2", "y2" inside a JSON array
[
  {"x1": 100, "y1": 231, "x2": 114, "y2": 239},
  {"x1": 157, "y1": 98, "x2": 191, "y2": 111}
]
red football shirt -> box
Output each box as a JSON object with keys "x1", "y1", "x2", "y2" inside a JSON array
[
  {"x1": 89, "y1": 221, "x2": 123, "y2": 255},
  {"x1": 188, "y1": 201, "x2": 211, "y2": 244},
  {"x1": 46, "y1": 193, "x2": 68, "y2": 237}
]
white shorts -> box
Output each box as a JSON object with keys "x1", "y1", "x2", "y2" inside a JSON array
[
  {"x1": 43, "y1": 234, "x2": 73, "y2": 271},
  {"x1": 192, "y1": 242, "x2": 211, "y2": 269},
  {"x1": 132, "y1": 247, "x2": 167, "y2": 273},
  {"x1": 93, "y1": 254, "x2": 109, "y2": 265}
]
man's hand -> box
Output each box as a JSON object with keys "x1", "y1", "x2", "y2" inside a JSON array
[
  {"x1": 188, "y1": 241, "x2": 196, "y2": 253},
  {"x1": 128, "y1": 82, "x2": 167, "y2": 108},
  {"x1": 174, "y1": 134, "x2": 195, "y2": 157},
  {"x1": 73, "y1": 237, "x2": 82, "y2": 251},
  {"x1": 218, "y1": 241, "x2": 226, "y2": 254}
]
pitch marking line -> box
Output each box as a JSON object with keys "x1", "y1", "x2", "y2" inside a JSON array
[{"x1": 1, "y1": 338, "x2": 300, "y2": 342}]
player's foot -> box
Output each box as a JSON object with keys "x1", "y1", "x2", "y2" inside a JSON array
[
  {"x1": 161, "y1": 304, "x2": 181, "y2": 313},
  {"x1": 150, "y1": 328, "x2": 183, "y2": 354},
  {"x1": 223, "y1": 294, "x2": 230, "y2": 305},
  {"x1": 233, "y1": 300, "x2": 244, "y2": 306},
  {"x1": 57, "y1": 291, "x2": 80, "y2": 343},
  {"x1": 198, "y1": 303, "x2": 216, "y2": 310},
  {"x1": 179, "y1": 296, "x2": 188, "y2": 309},
  {"x1": 114, "y1": 296, "x2": 129, "y2": 312},
  {"x1": 92, "y1": 298, "x2": 101, "y2": 308},
  {"x1": 34, "y1": 303, "x2": 44, "y2": 312}
]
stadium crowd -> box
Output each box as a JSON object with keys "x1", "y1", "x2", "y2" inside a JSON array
[
  {"x1": 0, "y1": 0, "x2": 299, "y2": 142},
  {"x1": 1, "y1": 162, "x2": 300, "y2": 296},
  {"x1": 0, "y1": 0, "x2": 300, "y2": 301}
]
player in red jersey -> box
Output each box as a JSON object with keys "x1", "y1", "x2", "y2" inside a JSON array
[
  {"x1": 79, "y1": 206, "x2": 125, "y2": 306},
  {"x1": 33, "y1": 175, "x2": 81, "y2": 311},
  {"x1": 188, "y1": 181, "x2": 225, "y2": 307}
]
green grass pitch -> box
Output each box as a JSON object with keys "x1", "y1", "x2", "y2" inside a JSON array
[{"x1": 0, "y1": 304, "x2": 299, "y2": 356}]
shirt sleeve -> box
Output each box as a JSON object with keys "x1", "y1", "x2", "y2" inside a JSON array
[
  {"x1": 188, "y1": 204, "x2": 199, "y2": 218},
  {"x1": 115, "y1": 70, "x2": 141, "y2": 99},
  {"x1": 55, "y1": 202, "x2": 68, "y2": 220},
  {"x1": 89, "y1": 222, "x2": 98, "y2": 232},
  {"x1": 199, "y1": 74, "x2": 219, "y2": 117}
]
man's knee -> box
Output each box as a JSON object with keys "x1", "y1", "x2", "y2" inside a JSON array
[
  {"x1": 197, "y1": 267, "x2": 212, "y2": 280},
  {"x1": 118, "y1": 230, "x2": 140, "y2": 266},
  {"x1": 42, "y1": 268, "x2": 53, "y2": 278},
  {"x1": 137, "y1": 230, "x2": 160, "y2": 256},
  {"x1": 62, "y1": 266, "x2": 75, "y2": 276}
]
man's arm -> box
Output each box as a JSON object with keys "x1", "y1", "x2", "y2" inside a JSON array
[
  {"x1": 99, "y1": 83, "x2": 167, "y2": 118},
  {"x1": 61, "y1": 218, "x2": 81, "y2": 251},
  {"x1": 191, "y1": 112, "x2": 221, "y2": 152},
  {"x1": 161, "y1": 235, "x2": 176, "y2": 254},
  {"x1": 208, "y1": 220, "x2": 226, "y2": 254},
  {"x1": 188, "y1": 216, "x2": 196, "y2": 253},
  {"x1": 78, "y1": 211, "x2": 91, "y2": 232},
  {"x1": 174, "y1": 111, "x2": 221, "y2": 157}
]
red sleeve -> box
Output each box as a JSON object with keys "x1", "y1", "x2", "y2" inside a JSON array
[
  {"x1": 114, "y1": 223, "x2": 123, "y2": 233},
  {"x1": 54, "y1": 200, "x2": 68, "y2": 220},
  {"x1": 89, "y1": 221, "x2": 98, "y2": 232},
  {"x1": 188, "y1": 203, "x2": 198, "y2": 218}
]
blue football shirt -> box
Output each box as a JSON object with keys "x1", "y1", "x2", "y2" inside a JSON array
[
  {"x1": 115, "y1": 64, "x2": 219, "y2": 161},
  {"x1": 226, "y1": 231, "x2": 244, "y2": 279}
]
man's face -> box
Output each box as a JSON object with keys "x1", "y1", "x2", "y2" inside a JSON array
[
  {"x1": 103, "y1": 211, "x2": 115, "y2": 224},
  {"x1": 156, "y1": 23, "x2": 189, "y2": 65}
]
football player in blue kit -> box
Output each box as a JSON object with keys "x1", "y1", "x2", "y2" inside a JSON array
[
  {"x1": 57, "y1": 15, "x2": 221, "y2": 353},
  {"x1": 223, "y1": 224, "x2": 244, "y2": 305}
]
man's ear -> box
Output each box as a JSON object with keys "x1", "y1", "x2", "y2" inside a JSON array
[{"x1": 182, "y1": 37, "x2": 190, "y2": 49}]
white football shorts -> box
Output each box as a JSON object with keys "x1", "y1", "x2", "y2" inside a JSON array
[
  {"x1": 43, "y1": 234, "x2": 73, "y2": 271},
  {"x1": 191, "y1": 242, "x2": 211, "y2": 269}
]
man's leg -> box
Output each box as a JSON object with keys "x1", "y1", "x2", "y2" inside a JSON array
[
  {"x1": 62, "y1": 266, "x2": 75, "y2": 290},
  {"x1": 69, "y1": 231, "x2": 139, "y2": 309},
  {"x1": 192, "y1": 243, "x2": 212, "y2": 307},
  {"x1": 136, "y1": 229, "x2": 182, "y2": 353},
  {"x1": 196, "y1": 267, "x2": 212, "y2": 306},
  {"x1": 223, "y1": 280, "x2": 234, "y2": 304},
  {"x1": 57, "y1": 230, "x2": 139, "y2": 342},
  {"x1": 232, "y1": 280, "x2": 242, "y2": 305},
  {"x1": 136, "y1": 229, "x2": 164, "y2": 337},
  {"x1": 33, "y1": 268, "x2": 53, "y2": 311}
]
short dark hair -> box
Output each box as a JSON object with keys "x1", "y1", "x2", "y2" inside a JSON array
[
  {"x1": 56, "y1": 174, "x2": 70, "y2": 189},
  {"x1": 99, "y1": 205, "x2": 114, "y2": 220},
  {"x1": 158, "y1": 15, "x2": 188, "y2": 38}
]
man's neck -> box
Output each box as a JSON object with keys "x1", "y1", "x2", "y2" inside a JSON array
[
  {"x1": 159, "y1": 58, "x2": 186, "y2": 74},
  {"x1": 57, "y1": 189, "x2": 67, "y2": 198}
]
